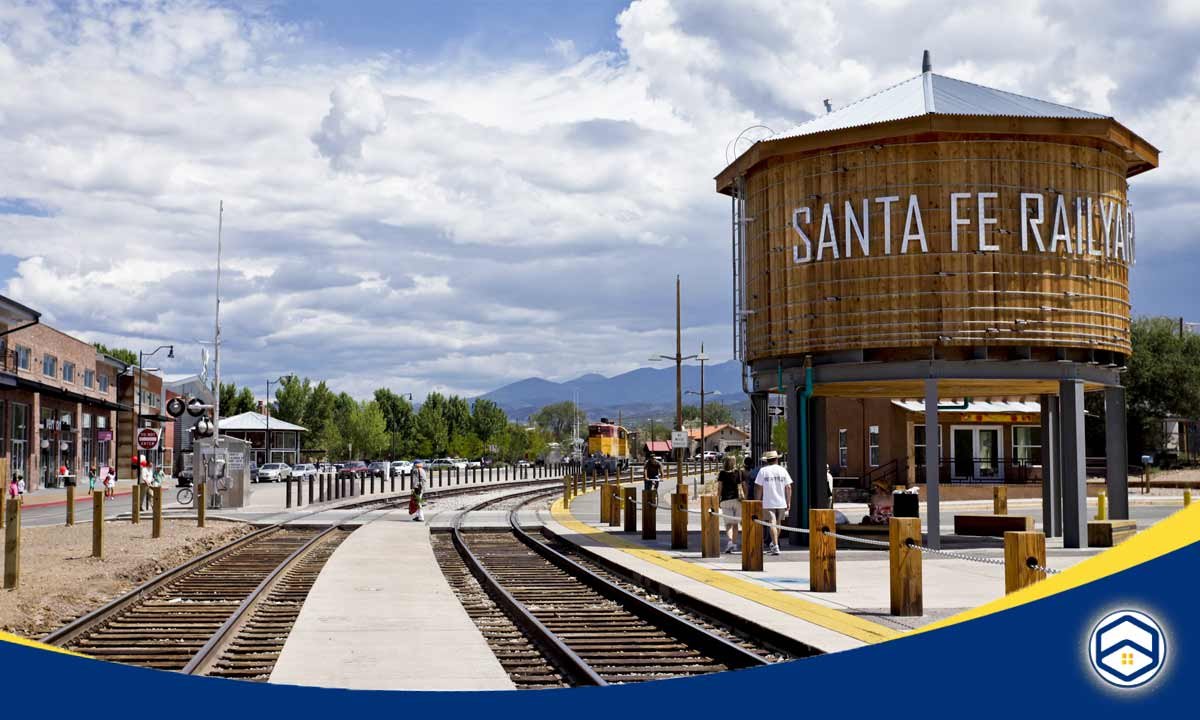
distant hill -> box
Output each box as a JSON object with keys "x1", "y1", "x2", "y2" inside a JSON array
[{"x1": 477, "y1": 360, "x2": 748, "y2": 420}]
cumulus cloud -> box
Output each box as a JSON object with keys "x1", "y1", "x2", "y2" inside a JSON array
[
  {"x1": 1, "y1": 0, "x2": 1198, "y2": 400},
  {"x1": 312, "y1": 75, "x2": 389, "y2": 169}
]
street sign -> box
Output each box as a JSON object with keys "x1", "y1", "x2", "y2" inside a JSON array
[
  {"x1": 671, "y1": 430, "x2": 689, "y2": 449},
  {"x1": 136, "y1": 428, "x2": 160, "y2": 450},
  {"x1": 767, "y1": 406, "x2": 785, "y2": 416}
]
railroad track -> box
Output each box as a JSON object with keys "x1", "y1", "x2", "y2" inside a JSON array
[{"x1": 441, "y1": 489, "x2": 775, "y2": 686}]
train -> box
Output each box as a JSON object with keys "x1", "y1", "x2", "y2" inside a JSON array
[{"x1": 583, "y1": 418, "x2": 629, "y2": 473}]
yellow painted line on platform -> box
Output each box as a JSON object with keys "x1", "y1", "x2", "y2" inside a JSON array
[
  {"x1": 911, "y1": 502, "x2": 1200, "y2": 635},
  {"x1": 552, "y1": 492, "x2": 899, "y2": 645}
]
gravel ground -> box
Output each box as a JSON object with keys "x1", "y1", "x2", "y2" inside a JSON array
[{"x1": 0, "y1": 519, "x2": 253, "y2": 639}]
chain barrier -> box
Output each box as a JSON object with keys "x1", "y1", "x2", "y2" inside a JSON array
[{"x1": 902, "y1": 538, "x2": 1061, "y2": 573}]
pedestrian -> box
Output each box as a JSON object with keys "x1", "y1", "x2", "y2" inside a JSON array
[
  {"x1": 102, "y1": 465, "x2": 116, "y2": 499},
  {"x1": 88, "y1": 466, "x2": 98, "y2": 494},
  {"x1": 139, "y1": 457, "x2": 153, "y2": 511},
  {"x1": 409, "y1": 459, "x2": 427, "y2": 522},
  {"x1": 717, "y1": 455, "x2": 745, "y2": 553},
  {"x1": 16, "y1": 473, "x2": 26, "y2": 496},
  {"x1": 152, "y1": 464, "x2": 165, "y2": 502},
  {"x1": 743, "y1": 455, "x2": 758, "y2": 499},
  {"x1": 7, "y1": 473, "x2": 18, "y2": 499},
  {"x1": 643, "y1": 454, "x2": 662, "y2": 493},
  {"x1": 754, "y1": 450, "x2": 792, "y2": 556}
]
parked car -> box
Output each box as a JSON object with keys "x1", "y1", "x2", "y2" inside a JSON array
[
  {"x1": 338, "y1": 460, "x2": 369, "y2": 480},
  {"x1": 368, "y1": 461, "x2": 390, "y2": 479},
  {"x1": 466, "y1": 459, "x2": 482, "y2": 469},
  {"x1": 517, "y1": 459, "x2": 532, "y2": 468},
  {"x1": 292, "y1": 463, "x2": 317, "y2": 480},
  {"x1": 257, "y1": 463, "x2": 292, "y2": 482},
  {"x1": 701, "y1": 451, "x2": 722, "y2": 462},
  {"x1": 430, "y1": 457, "x2": 467, "y2": 470},
  {"x1": 391, "y1": 460, "x2": 413, "y2": 477}
]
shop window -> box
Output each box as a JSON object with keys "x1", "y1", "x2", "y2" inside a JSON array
[
  {"x1": 63, "y1": 361, "x2": 75, "y2": 383},
  {"x1": 99, "y1": 375, "x2": 109, "y2": 392},
  {"x1": 15, "y1": 345, "x2": 31, "y2": 370},
  {"x1": 10, "y1": 403, "x2": 28, "y2": 479},
  {"x1": 837, "y1": 428, "x2": 848, "y2": 468},
  {"x1": 84, "y1": 369, "x2": 95, "y2": 388},
  {"x1": 1013, "y1": 426, "x2": 1042, "y2": 465},
  {"x1": 868, "y1": 425, "x2": 881, "y2": 467},
  {"x1": 43, "y1": 354, "x2": 57, "y2": 377},
  {"x1": 913, "y1": 425, "x2": 943, "y2": 466}
]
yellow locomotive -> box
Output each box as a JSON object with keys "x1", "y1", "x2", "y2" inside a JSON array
[{"x1": 585, "y1": 418, "x2": 629, "y2": 472}]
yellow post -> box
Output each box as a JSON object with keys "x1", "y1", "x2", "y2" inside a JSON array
[
  {"x1": 1096, "y1": 491, "x2": 1107, "y2": 521},
  {"x1": 4, "y1": 497, "x2": 20, "y2": 589},
  {"x1": 1185, "y1": 489, "x2": 1192, "y2": 508}
]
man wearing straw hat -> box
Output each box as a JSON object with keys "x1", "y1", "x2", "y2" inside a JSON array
[{"x1": 754, "y1": 450, "x2": 792, "y2": 556}]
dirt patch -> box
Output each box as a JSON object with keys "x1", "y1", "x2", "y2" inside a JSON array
[{"x1": 0, "y1": 519, "x2": 253, "y2": 639}]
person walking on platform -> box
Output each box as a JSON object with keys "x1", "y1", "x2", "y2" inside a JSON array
[
  {"x1": 409, "y1": 459, "x2": 427, "y2": 522},
  {"x1": 139, "y1": 457, "x2": 154, "y2": 511},
  {"x1": 717, "y1": 456, "x2": 745, "y2": 553},
  {"x1": 754, "y1": 450, "x2": 792, "y2": 556},
  {"x1": 643, "y1": 454, "x2": 662, "y2": 493}
]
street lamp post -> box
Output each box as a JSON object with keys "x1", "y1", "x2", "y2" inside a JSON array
[
  {"x1": 650, "y1": 275, "x2": 698, "y2": 494},
  {"x1": 265, "y1": 375, "x2": 295, "y2": 467},
  {"x1": 132, "y1": 345, "x2": 174, "y2": 480},
  {"x1": 685, "y1": 343, "x2": 712, "y2": 491}
]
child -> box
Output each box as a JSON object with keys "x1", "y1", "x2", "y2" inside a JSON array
[
  {"x1": 104, "y1": 467, "x2": 116, "y2": 499},
  {"x1": 7, "y1": 475, "x2": 18, "y2": 499},
  {"x1": 88, "y1": 466, "x2": 98, "y2": 493}
]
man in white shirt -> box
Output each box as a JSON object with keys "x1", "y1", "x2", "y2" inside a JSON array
[{"x1": 754, "y1": 450, "x2": 792, "y2": 556}]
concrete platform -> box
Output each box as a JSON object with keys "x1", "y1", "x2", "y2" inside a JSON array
[{"x1": 269, "y1": 509, "x2": 514, "y2": 690}]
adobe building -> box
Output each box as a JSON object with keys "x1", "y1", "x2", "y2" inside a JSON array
[
  {"x1": 717, "y1": 52, "x2": 1158, "y2": 548},
  {"x1": 0, "y1": 296, "x2": 126, "y2": 490},
  {"x1": 687, "y1": 423, "x2": 750, "y2": 456}
]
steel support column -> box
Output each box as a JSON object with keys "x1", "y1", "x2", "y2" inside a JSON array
[
  {"x1": 1039, "y1": 393, "x2": 1060, "y2": 537},
  {"x1": 1059, "y1": 380, "x2": 1088, "y2": 548},
  {"x1": 924, "y1": 379, "x2": 940, "y2": 550},
  {"x1": 750, "y1": 392, "x2": 770, "y2": 466},
  {"x1": 1104, "y1": 386, "x2": 1130, "y2": 520},
  {"x1": 809, "y1": 396, "x2": 829, "y2": 510},
  {"x1": 785, "y1": 386, "x2": 803, "y2": 545}
]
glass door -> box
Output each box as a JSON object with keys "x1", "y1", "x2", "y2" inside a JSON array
[
  {"x1": 976, "y1": 427, "x2": 1001, "y2": 479},
  {"x1": 951, "y1": 426, "x2": 1005, "y2": 481},
  {"x1": 952, "y1": 428, "x2": 974, "y2": 479}
]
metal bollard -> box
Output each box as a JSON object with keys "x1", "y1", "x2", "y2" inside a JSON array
[
  {"x1": 642, "y1": 489, "x2": 657, "y2": 540},
  {"x1": 670, "y1": 486, "x2": 688, "y2": 550},
  {"x1": 700, "y1": 495, "x2": 720, "y2": 557},
  {"x1": 624, "y1": 487, "x2": 637, "y2": 532},
  {"x1": 993, "y1": 486, "x2": 1007, "y2": 515},
  {"x1": 1003, "y1": 530, "x2": 1047, "y2": 594},
  {"x1": 741, "y1": 499, "x2": 763, "y2": 571},
  {"x1": 319, "y1": 472, "x2": 326, "y2": 502},
  {"x1": 4, "y1": 497, "x2": 21, "y2": 588},
  {"x1": 889, "y1": 517, "x2": 923, "y2": 616},
  {"x1": 308, "y1": 475, "x2": 314, "y2": 504},
  {"x1": 809, "y1": 508, "x2": 837, "y2": 592},
  {"x1": 286, "y1": 479, "x2": 293, "y2": 508},
  {"x1": 92, "y1": 491, "x2": 104, "y2": 557}
]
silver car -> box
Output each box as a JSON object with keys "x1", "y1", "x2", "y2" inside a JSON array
[{"x1": 257, "y1": 463, "x2": 292, "y2": 482}]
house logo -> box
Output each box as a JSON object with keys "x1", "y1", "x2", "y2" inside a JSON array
[{"x1": 1088, "y1": 610, "x2": 1166, "y2": 688}]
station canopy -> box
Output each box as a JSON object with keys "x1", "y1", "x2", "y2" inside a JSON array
[{"x1": 218, "y1": 411, "x2": 307, "y2": 433}]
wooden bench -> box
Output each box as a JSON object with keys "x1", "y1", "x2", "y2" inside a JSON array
[
  {"x1": 1088, "y1": 520, "x2": 1137, "y2": 547},
  {"x1": 954, "y1": 514, "x2": 1033, "y2": 537}
]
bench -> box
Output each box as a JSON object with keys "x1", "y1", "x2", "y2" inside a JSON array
[
  {"x1": 954, "y1": 514, "x2": 1033, "y2": 537},
  {"x1": 1088, "y1": 520, "x2": 1137, "y2": 547}
]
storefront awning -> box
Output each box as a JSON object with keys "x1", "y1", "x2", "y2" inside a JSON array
[{"x1": 8, "y1": 374, "x2": 129, "y2": 412}]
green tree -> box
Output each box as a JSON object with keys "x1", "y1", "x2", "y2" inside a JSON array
[
  {"x1": 500, "y1": 423, "x2": 532, "y2": 463},
  {"x1": 416, "y1": 393, "x2": 450, "y2": 457},
  {"x1": 682, "y1": 402, "x2": 735, "y2": 427},
  {"x1": 445, "y1": 396, "x2": 472, "y2": 444},
  {"x1": 93, "y1": 342, "x2": 137, "y2": 366},
  {"x1": 341, "y1": 401, "x2": 389, "y2": 460},
  {"x1": 1124, "y1": 317, "x2": 1200, "y2": 457},
  {"x1": 532, "y1": 401, "x2": 586, "y2": 443},
  {"x1": 305, "y1": 381, "x2": 336, "y2": 441},
  {"x1": 234, "y1": 387, "x2": 257, "y2": 415},
  {"x1": 471, "y1": 398, "x2": 509, "y2": 445},
  {"x1": 772, "y1": 419, "x2": 788, "y2": 454},
  {"x1": 274, "y1": 376, "x2": 311, "y2": 424},
  {"x1": 374, "y1": 389, "x2": 415, "y2": 458}
]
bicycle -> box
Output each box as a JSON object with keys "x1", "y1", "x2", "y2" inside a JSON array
[{"x1": 177, "y1": 486, "x2": 194, "y2": 506}]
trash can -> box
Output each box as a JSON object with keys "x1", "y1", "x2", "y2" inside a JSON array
[{"x1": 893, "y1": 491, "x2": 919, "y2": 518}]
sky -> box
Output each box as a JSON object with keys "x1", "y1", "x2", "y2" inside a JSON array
[{"x1": 1, "y1": 0, "x2": 1198, "y2": 401}]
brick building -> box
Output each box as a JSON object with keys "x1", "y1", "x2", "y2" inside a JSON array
[
  {"x1": 1, "y1": 296, "x2": 127, "y2": 490},
  {"x1": 116, "y1": 367, "x2": 168, "y2": 480}
]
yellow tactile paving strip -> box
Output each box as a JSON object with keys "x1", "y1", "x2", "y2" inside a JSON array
[{"x1": 550, "y1": 490, "x2": 900, "y2": 645}]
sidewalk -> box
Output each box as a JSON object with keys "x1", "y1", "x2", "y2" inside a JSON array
[{"x1": 10, "y1": 485, "x2": 133, "y2": 509}]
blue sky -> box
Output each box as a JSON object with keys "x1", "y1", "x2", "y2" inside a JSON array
[{"x1": 1, "y1": 1, "x2": 1197, "y2": 400}]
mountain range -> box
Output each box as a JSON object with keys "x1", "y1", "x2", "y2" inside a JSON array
[{"x1": 477, "y1": 360, "x2": 748, "y2": 420}]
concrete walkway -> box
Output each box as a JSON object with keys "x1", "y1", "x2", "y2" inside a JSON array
[{"x1": 269, "y1": 509, "x2": 514, "y2": 690}]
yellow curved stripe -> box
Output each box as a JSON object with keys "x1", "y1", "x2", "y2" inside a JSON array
[
  {"x1": 912, "y1": 502, "x2": 1200, "y2": 635},
  {"x1": 0, "y1": 630, "x2": 85, "y2": 656},
  {"x1": 551, "y1": 494, "x2": 899, "y2": 644}
]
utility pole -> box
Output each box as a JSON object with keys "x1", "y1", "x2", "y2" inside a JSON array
[
  {"x1": 686, "y1": 343, "x2": 712, "y2": 491},
  {"x1": 650, "y1": 276, "x2": 697, "y2": 494},
  {"x1": 211, "y1": 201, "x2": 223, "y2": 508}
]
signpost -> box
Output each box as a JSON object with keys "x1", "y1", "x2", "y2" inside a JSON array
[
  {"x1": 136, "y1": 428, "x2": 160, "y2": 451},
  {"x1": 671, "y1": 430, "x2": 688, "y2": 449}
]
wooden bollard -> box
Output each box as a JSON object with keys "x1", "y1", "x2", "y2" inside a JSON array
[
  {"x1": 642, "y1": 488, "x2": 657, "y2": 540},
  {"x1": 608, "y1": 483, "x2": 621, "y2": 528},
  {"x1": 623, "y1": 487, "x2": 637, "y2": 532},
  {"x1": 66, "y1": 484, "x2": 75, "y2": 526},
  {"x1": 152, "y1": 487, "x2": 163, "y2": 539},
  {"x1": 670, "y1": 487, "x2": 688, "y2": 550},
  {"x1": 1004, "y1": 531, "x2": 1047, "y2": 594},
  {"x1": 197, "y1": 482, "x2": 206, "y2": 528},
  {"x1": 741, "y1": 500, "x2": 763, "y2": 571},
  {"x1": 889, "y1": 517, "x2": 923, "y2": 616},
  {"x1": 700, "y1": 495, "x2": 720, "y2": 558},
  {"x1": 993, "y1": 486, "x2": 1007, "y2": 515},
  {"x1": 809, "y1": 508, "x2": 837, "y2": 592},
  {"x1": 4, "y1": 497, "x2": 20, "y2": 589},
  {"x1": 0, "y1": 488, "x2": 5, "y2": 530},
  {"x1": 131, "y1": 484, "x2": 141, "y2": 524},
  {"x1": 286, "y1": 478, "x2": 293, "y2": 508},
  {"x1": 92, "y1": 491, "x2": 104, "y2": 558},
  {"x1": 599, "y1": 480, "x2": 611, "y2": 523}
]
